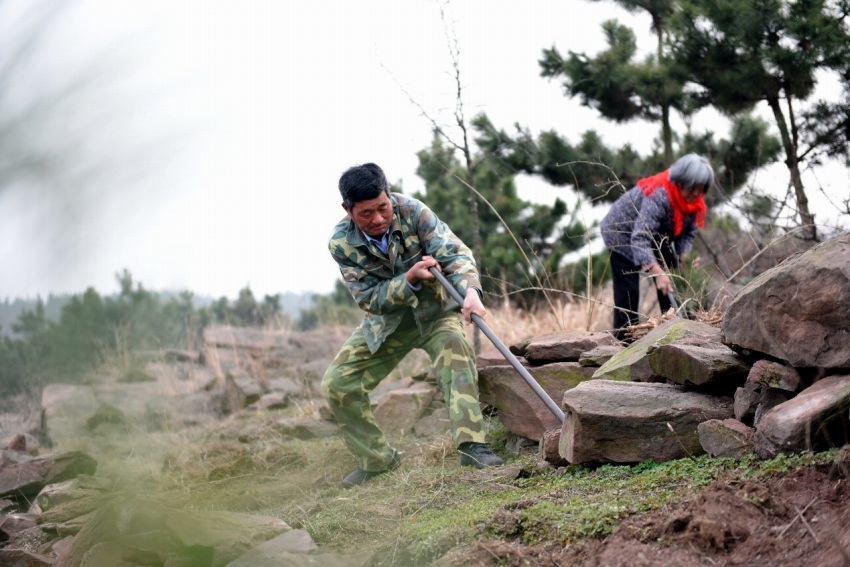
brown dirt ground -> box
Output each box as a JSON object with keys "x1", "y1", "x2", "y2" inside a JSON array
[{"x1": 437, "y1": 450, "x2": 850, "y2": 567}]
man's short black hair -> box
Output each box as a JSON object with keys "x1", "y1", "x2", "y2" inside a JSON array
[{"x1": 338, "y1": 163, "x2": 391, "y2": 209}]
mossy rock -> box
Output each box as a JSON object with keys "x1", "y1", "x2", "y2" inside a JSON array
[{"x1": 592, "y1": 319, "x2": 719, "y2": 382}]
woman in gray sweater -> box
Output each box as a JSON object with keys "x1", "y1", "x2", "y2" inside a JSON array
[{"x1": 600, "y1": 154, "x2": 715, "y2": 341}]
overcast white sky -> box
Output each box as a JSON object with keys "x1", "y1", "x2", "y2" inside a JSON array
[{"x1": 0, "y1": 0, "x2": 847, "y2": 301}]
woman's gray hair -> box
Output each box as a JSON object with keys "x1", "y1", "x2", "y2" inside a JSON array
[{"x1": 669, "y1": 153, "x2": 715, "y2": 192}]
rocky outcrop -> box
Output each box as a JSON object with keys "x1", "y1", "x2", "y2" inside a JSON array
[
  {"x1": 467, "y1": 234, "x2": 850, "y2": 467},
  {"x1": 203, "y1": 325, "x2": 348, "y2": 398},
  {"x1": 2, "y1": 231, "x2": 845, "y2": 563}
]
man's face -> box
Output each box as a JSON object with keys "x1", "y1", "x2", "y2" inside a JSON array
[{"x1": 345, "y1": 192, "x2": 394, "y2": 238}]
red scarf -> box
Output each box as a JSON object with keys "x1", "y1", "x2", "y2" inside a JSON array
[{"x1": 637, "y1": 169, "x2": 706, "y2": 236}]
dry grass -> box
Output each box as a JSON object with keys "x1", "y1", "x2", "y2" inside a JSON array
[{"x1": 472, "y1": 287, "x2": 615, "y2": 348}]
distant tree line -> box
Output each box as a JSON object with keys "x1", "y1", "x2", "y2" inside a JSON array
[{"x1": 0, "y1": 271, "x2": 299, "y2": 395}]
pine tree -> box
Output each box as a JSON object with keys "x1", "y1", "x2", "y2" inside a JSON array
[
  {"x1": 414, "y1": 128, "x2": 590, "y2": 305},
  {"x1": 540, "y1": 1, "x2": 682, "y2": 163},
  {"x1": 669, "y1": 0, "x2": 850, "y2": 239}
]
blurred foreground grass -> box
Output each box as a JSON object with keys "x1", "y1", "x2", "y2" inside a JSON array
[{"x1": 59, "y1": 397, "x2": 837, "y2": 565}]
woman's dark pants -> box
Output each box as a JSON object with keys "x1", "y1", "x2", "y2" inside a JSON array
[{"x1": 609, "y1": 248, "x2": 676, "y2": 341}]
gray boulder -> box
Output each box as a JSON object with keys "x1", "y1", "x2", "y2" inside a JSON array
[
  {"x1": 721, "y1": 232, "x2": 850, "y2": 368},
  {"x1": 698, "y1": 418, "x2": 754, "y2": 458}
]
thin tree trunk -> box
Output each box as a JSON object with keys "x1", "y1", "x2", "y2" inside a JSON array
[
  {"x1": 662, "y1": 104, "x2": 673, "y2": 164},
  {"x1": 656, "y1": 26, "x2": 673, "y2": 164},
  {"x1": 766, "y1": 96, "x2": 817, "y2": 241}
]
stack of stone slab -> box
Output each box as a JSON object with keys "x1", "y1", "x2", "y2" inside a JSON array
[{"x1": 478, "y1": 232, "x2": 850, "y2": 466}]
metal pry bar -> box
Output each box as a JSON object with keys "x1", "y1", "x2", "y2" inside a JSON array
[{"x1": 428, "y1": 267, "x2": 565, "y2": 423}]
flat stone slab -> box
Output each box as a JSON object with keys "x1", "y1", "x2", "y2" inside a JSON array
[
  {"x1": 593, "y1": 319, "x2": 720, "y2": 383},
  {"x1": 647, "y1": 342, "x2": 750, "y2": 386},
  {"x1": 525, "y1": 331, "x2": 619, "y2": 364},
  {"x1": 559, "y1": 380, "x2": 734, "y2": 464},
  {"x1": 579, "y1": 345, "x2": 624, "y2": 367}
]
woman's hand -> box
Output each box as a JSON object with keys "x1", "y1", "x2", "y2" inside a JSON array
[
  {"x1": 649, "y1": 264, "x2": 673, "y2": 294},
  {"x1": 462, "y1": 288, "x2": 486, "y2": 324}
]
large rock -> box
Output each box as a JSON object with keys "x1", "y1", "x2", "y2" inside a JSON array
[
  {"x1": 698, "y1": 418, "x2": 754, "y2": 458},
  {"x1": 478, "y1": 362, "x2": 596, "y2": 441},
  {"x1": 524, "y1": 331, "x2": 619, "y2": 364},
  {"x1": 373, "y1": 383, "x2": 435, "y2": 436},
  {"x1": 559, "y1": 380, "x2": 734, "y2": 464},
  {"x1": 721, "y1": 232, "x2": 850, "y2": 368},
  {"x1": 753, "y1": 374, "x2": 850, "y2": 458},
  {"x1": 0, "y1": 451, "x2": 97, "y2": 502},
  {"x1": 593, "y1": 319, "x2": 720, "y2": 383},
  {"x1": 647, "y1": 343, "x2": 750, "y2": 387},
  {"x1": 746, "y1": 360, "x2": 802, "y2": 392}
]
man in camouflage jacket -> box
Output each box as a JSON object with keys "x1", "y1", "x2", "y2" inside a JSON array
[{"x1": 322, "y1": 163, "x2": 503, "y2": 488}]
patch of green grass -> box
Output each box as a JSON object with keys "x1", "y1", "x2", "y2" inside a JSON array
[
  {"x1": 68, "y1": 403, "x2": 841, "y2": 567},
  {"x1": 375, "y1": 450, "x2": 838, "y2": 564}
]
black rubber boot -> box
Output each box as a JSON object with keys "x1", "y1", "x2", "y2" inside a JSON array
[
  {"x1": 341, "y1": 449, "x2": 402, "y2": 489},
  {"x1": 458, "y1": 442, "x2": 504, "y2": 469}
]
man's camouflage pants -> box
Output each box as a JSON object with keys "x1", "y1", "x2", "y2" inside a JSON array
[{"x1": 322, "y1": 309, "x2": 486, "y2": 471}]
